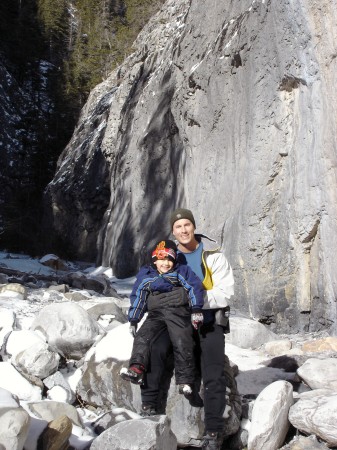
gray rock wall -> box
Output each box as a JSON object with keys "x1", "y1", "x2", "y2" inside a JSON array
[{"x1": 45, "y1": 0, "x2": 337, "y2": 333}]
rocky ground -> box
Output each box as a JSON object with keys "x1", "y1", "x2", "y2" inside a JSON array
[{"x1": 0, "y1": 252, "x2": 337, "y2": 449}]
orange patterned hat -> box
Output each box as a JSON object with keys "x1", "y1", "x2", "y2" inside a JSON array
[{"x1": 151, "y1": 240, "x2": 177, "y2": 263}]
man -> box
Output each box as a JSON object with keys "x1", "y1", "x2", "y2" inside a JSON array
[{"x1": 140, "y1": 208, "x2": 234, "y2": 450}]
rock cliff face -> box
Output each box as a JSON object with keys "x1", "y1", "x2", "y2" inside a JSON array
[{"x1": 44, "y1": 0, "x2": 337, "y2": 334}]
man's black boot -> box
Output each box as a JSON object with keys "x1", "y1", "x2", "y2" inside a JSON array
[
  {"x1": 202, "y1": 431, "x2": 220, "y2": 450},
  {"x1": 140, "y1": 403, "x2": 158, "y2": 416}
]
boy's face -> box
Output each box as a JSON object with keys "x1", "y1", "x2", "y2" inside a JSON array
[{"x1": 154, "y1": 258, "x2": 174, "y2": 274}]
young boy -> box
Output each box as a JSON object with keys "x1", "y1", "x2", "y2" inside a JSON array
[{"x1": 120, "y1": 239, "x2": 204, "y2": 397}]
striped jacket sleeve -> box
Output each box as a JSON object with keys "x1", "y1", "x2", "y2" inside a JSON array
[{"x1": 128, "y1": 267, "x2": 154, "y2": 322}]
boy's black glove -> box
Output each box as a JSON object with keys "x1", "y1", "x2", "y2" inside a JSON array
[{"x1": 129, "y1": 322, "x2": 138, "y2": 337}]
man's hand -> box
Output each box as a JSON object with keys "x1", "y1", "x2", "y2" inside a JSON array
[
  {"x1": 129, "y1": 322, "x2": 138, "y2": 337},
  {"x1": 191, "y1": 312, "x2": 204, "y2": 330}
]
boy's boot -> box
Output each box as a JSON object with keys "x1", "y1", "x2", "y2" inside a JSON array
[
  {"x1": 202, "y1": 431, "x2": 221, "y2": 450},
  {"x1": 120, "y1": 365, "x2": 144, "y2": 385},
  {"x1": 140, "y1": 403, "x2": 158, "y2": 416}
]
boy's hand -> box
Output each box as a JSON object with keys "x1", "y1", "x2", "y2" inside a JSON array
[
  {"x1": 191, "y1": 312, "x2": 203, "y2": 330},
  {"x1": 129, "y1": 322, "x2": 138, "y2": 337}
]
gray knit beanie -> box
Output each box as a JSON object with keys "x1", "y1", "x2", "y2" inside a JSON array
[{"x1": 170, "y1": 208, "x2": 196, "y2": 229}]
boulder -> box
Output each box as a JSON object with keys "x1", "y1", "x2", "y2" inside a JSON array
[
  {"x1": 247, "y1": 380, "x2": 293, "y2": 450},
  {"x1": 0, "y1": 386, "x2": 31, "y2": 450},
  {"x1": 47, "y1": 284, "x2": 69, "y2": 293},
  {"x1": 39, "y1": 254, "x2": 69, "y2": 271},
  {"x1": 280, "y1": 435, "x2": 332, "y2": 449},
  {"x1": 30, "y1": 302, "x2": 101, "y2": 359},
  {"x1": 24, "y1": 400, "x2": 83, "y2": 428},
  {"x1": 226, "y1": 317, "x2": 277, "y2": 349},
  {"x1": 289, "y1": 391, "x2": 337, "y2": 447},
  {"x1": 6, "y1": 330, "x2": 46, "y2": 357},
  {"x1": 90, "y1": 415, "x2": 177, "y2": 450},
  {"x1": 12, "y1": 341, "x2": 60, "y2": 379},
  {"x1": 301, "y1": 337, "x2": 337, "y2": 353},
  {"x1": 0, "y1": 407, "x2": 30, "y2": 450},
  {"x1": 64, "y1": 272, "x2": 118, "y2": 296},
  {"x1": 86, "y1": 301, "x2": 127, "y2": 325},
  {"x1": 64, "y1": 291, "x2": 92, "y2": 302},
  {"x1": 0, "y1": 362, "x2": 42, "y2": 401},
  {"x1": 44, "y1": 371, "x2": 75, "y2": 404},
  {"x1": 0, "y1": 283, "x2": 27, "y2": 299},
  {"x1": 38, "y1": 414, "x2": 72, "y2": 450},
  {"x1": 297, "y1": 358, "x2": 337, "y2": 390},
  {"x1": 264, "y1": 339, "x2": 292, "y2": 356},
  {"x1": 77, "y1": 323, "x2": 139, "y2": 409}
]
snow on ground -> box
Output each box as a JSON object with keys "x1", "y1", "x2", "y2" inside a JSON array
[
  {"x1": 0, "y1": 251, "x2": 293, "y2": 390},
  {"x1": 0, "y1": 250, "x2": 298, "y2": 447},
  {"x1": 0, "y1": 254, "x2": 53, "y2": 275},
  {"x1": 85, "y1": 322, "x2": 134, "y2": 363}
]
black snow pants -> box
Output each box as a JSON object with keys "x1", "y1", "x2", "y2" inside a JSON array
[
  {"x1": 129, "y1": 287, "x2": 196, "y2": 386},
  {"x1": 141, "y1": 320, "x2": 227, "y2": 432}
]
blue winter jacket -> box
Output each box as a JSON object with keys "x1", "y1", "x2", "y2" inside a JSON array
[{"x1": 128, "y1": 264, "x2": 204, "y2": 323}]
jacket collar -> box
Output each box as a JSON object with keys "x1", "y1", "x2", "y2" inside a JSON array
[{"x1": 195, "y1": 233, "x2": 220, "y2": 252}]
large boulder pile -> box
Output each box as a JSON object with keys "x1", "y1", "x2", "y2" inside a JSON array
[{"x1": 1, "y1": 264, "x2": 337, "y2": 449}]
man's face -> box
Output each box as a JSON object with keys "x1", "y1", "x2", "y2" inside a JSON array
[
  {"x1": 172, "y1": 219, "x2": 196, "y2": 245},
  {"x1": 153, "y1": 258, "x2": 174, "y2": 274}
]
